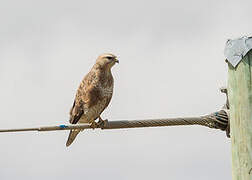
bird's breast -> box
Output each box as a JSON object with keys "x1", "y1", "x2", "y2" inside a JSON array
[
  {"x1": 99, "y1": 84, "x2": 113, "y2": 97},
  {"x1": 97, "y1": 75, "x2": 114, "y2": 97}
]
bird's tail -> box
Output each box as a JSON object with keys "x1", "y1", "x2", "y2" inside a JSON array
[{"x1": 66, "y1": 129, "x2": 81, "y2": 147}]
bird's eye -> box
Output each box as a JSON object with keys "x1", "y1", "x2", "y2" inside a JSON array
[{"x1": 107, "y1": 56, "x2": 113, "y2": 60}]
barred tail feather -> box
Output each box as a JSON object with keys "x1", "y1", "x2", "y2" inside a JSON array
[{"x1": 66, "y1": 130, "x2": 81, "y2": 147}]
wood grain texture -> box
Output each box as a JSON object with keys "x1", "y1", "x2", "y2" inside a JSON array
[{"x1": 228, "y1": 50, "x2": 252, "y2": 180}]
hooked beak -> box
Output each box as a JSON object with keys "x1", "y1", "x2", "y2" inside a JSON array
[{"x1": 114, "y1": 58, "x2": 119, "y2": 64}]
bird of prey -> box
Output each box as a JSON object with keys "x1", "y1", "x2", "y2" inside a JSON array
[{"x1": 66, "y1": 53, "x2": 119, "y2": 147}]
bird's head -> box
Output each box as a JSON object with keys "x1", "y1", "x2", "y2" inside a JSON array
[{"x1": 95, "y1": 53, "x2": 119, "y2": 70}]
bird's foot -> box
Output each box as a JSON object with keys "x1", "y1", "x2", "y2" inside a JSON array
[
  {"x1": 90, "y1": 122, "x2": 98, "y2": 129},
  {"x1": 97, "y1": 116, "x2": 108, "y2": 128}
]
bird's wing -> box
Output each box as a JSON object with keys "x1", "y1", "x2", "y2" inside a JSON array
[
  {"x1": 69, "y1": 71, "x2": 101, "y2": 124},
  {"x1": 69, "y1": 99, "x2": 84, "y2": 124}
]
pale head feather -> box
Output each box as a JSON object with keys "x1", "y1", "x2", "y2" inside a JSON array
[{"x1": 94, "y1": 53, "x2": 119, "y2": 70}]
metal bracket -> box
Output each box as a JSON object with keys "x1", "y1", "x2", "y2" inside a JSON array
[{"x1": 224, "y1": 36, "x2": 252, "y2": 68}]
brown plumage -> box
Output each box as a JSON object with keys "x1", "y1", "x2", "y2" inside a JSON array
[{"x1": 66, "y1": 53, "x2": 119, "y2": 147}]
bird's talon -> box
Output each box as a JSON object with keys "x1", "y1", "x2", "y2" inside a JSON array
[
  {"x1": 90, "y1": 122, "x2": 98, "y2": 129},
  {"x1": 97, "y1": 117, "x2": 107, "y2": 128},
  {"x1": 97, "y1": 120, "x2": 104, "y2": 127}
]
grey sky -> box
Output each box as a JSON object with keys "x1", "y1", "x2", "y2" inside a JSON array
[{"x1": 0, "y1": 0, "x2": 251, "y2": 179}]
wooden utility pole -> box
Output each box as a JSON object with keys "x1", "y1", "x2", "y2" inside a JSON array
[{"x1": 228, "y1": 49, "x2": 252, "y2": 179}]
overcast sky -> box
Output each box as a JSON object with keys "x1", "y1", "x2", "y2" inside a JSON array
[{"x1": 0, "y1": 0, "x2": 251, "y2": 179}]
